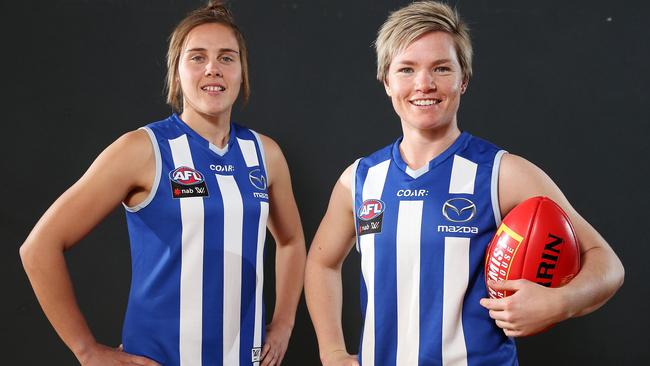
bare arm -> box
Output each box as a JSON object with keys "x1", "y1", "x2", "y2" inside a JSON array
[
  {"x1": 305, "y1": 164, "x2": 359, "y2": 366},
  {"x1": 480, "y1": 153, "x2": 625, "y2": 336},
  {"x1": 19, "y1": 130, "x2": 159, "y2": 365},
  {"x1": 258, "y1": 135, "x2": 306, "y2": 366}
]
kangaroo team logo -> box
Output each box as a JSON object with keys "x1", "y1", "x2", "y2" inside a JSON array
[
  {"x1": 248, "y1": 168, "x2": 267, "y2": 190},
  {"x1": 357, "y1": 199, "x2": 385, "y2": 235},
  {"x1": 169, "y1": 166, "x2": 209, "y2": 198}
]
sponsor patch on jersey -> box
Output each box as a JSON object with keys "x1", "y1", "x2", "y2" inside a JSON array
[
  {"x1": 357, "y1": 199, "x2": 385, "y2": 235},
  {"x1": 248, "y1": 168, "x2": 267, "y2": 190},
  {"x1": 442, "y1": 197, "x2": 476, "y2": 223},
  {"x1": 169, "y1": 166, "x2": 209, "y2": 198},
  {"x1": 251, "y1": 347, "x2": 262, "y2": 362}
]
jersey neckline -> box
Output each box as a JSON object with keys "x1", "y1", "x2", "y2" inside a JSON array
[
  {"x1": 170, "y1": 113, "x2": 236, "y2": 157},
  {"x1": 391, "y1": 131, "x2": 471, "y2": 179}
]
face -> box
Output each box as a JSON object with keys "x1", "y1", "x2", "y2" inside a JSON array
[
  {"x1": 384, "y1": 31, "x2": 467, "y2": 132},
  {"x1": 178, "y1": 23, "x2": 242, "y2": 119}
]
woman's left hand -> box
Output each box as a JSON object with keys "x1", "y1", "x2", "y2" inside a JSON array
[
  {"x1": 479, "y1": 279, "x2": 569, "y2": 337},
  {"x1": 260, "y1": 321, "x2": 293, "y2": 366}
]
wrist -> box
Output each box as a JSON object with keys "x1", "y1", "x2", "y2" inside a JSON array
[
  {"x1": 320, "y1": 348, "x2": 348, "y2": 362},
  {"x1": 270, "y1": 315, "x2": 295, "y2": 329},
  {"x1": 71, "y1": 338, "x2": 98, "y2": 364},
  {"x1": 554, "y1": 285, "x2": 576, "y2": 321}
]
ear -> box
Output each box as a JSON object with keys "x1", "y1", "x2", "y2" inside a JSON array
[
  {"x1": 384, "y1": 78, "x2": 392, "y2": 97},
  {"x1": 460, "y1": 77, "x2": 469, "y2": 94}
]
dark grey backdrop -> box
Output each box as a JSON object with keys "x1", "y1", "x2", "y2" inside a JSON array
[{"x1": 3, "y1": 0, "x2": 648, "y2": 364}]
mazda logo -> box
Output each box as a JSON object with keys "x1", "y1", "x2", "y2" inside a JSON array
[
  {"x1": 248, "y1": 168, "x2": 267, "y2": 190},
  {"x1": 442, "y1": 198, "x2": 476, "y2": 223}
]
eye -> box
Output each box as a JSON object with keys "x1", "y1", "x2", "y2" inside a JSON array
[
  {"x1": 397, "y1": 67, "x2": 414, "y2": 74},
  {"x1": 434, "y1": 66, "x2": 451, "y2": 73},
  {"x1": 190, "y1": 55, "x2": 205, "y2": 62},
  {"x1": 219, "y1": 55, "x2": 235, "y2": 63}
]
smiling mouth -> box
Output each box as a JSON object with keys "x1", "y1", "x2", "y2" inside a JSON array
[
  {"x1": 202, "y1": 85, "x2": 225, "y2": 92},
  {"x1": 410, "y1": 99, "x2": 441, "y2": 106}
]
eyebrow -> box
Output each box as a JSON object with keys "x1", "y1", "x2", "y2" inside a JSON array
[
  {"x1": 185, "y1": 47, "x2": 240, "y2": 54},
  {"x1": 394, "y1": 58, "x2": 453, "y2": 65}
]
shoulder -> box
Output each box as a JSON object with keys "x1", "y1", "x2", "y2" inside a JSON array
[
  {"x1": 255, "y1": 132, "x2": 282, "y2": 160},
  {"x1": 338, "y1": 160, "x2": 360, "y2": 192},
  {"x1": 498, "y1": 153, "x2": 563, "y2": 215},
  {"x1": 102, "y1": 129, "x2": 153, "y2": 162},
  {"x1": 252, "y1": 132, "x2": 284, "y2": 173},
  {"x1": 249, "y1": 132, "x2": 287, "y2": 187}
]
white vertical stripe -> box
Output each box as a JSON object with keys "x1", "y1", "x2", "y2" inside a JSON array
[
  {"x1": 449, "y1": 155, "x2": 478, "y2": 194},
  {"x1": 252, "y1": 202, "x2": 269, "y2": 366},
  {"x1": 442, "y1": 237, "x2": 470, "y2": 366},
  {"x1": 396, "y1": 200, "x2": 423, "y2": 365},
  {"x1": 169, "y1": 135, "x2": 203, "y2": 366},
  {"x1": 359, "y1": 159, "x2": 390, "y2": 366},
  {"x1": 217, "y1": 174, "x2": 244, "y2": 365},
  {"x1": 237, "y1": 138, "x2": 260, "y2": 167},
  {"x1": 491, "y1": 150, "x2": 507, "y2": 226}
]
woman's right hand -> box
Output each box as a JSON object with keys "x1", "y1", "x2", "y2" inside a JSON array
[
  {"x1": 321, "y1": 350, "x2": 359, "y2": 366},
  {"x1": 78, "y1": 343, "x2": 161, "y2": 366}
]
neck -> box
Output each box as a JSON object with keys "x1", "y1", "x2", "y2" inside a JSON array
[
  {"x1": 180, "y1": 107, "x2": 232, "y2": 148},
  {"x1": 399, "y1": 118, "x2": 461, "y2": 170}
]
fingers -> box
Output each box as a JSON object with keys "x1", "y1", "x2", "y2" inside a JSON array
[
  {"x1": 261, "y1": 344, "x2": 288, "y2": 366},
  {"x1": 126, "y1": 354, "x2": 162, "y2": 366},
  {"x1": 479, "y1": 297, "x2": 506, "y2": 311},
  {"x1": 260, "y1": 343, "x2": 273, "y2": 366},
  {"x1": 487, "y1": 279, "x2": 525, "y2": 291}
]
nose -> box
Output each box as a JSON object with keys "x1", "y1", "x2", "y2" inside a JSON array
[
  {"x1": 415, "y1": 70, "x2": 436, "y2": 92},
  {"x1": 205, "y1": 61, "x2": 222, "y2": 78}
]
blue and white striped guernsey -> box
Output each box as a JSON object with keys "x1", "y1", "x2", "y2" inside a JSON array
[
  {"x1": 122, "y1": 114, "x2": 269, "y2": 366},
  {"x1": 352, "y1": 132, "x2": 518, "y2": 366}
]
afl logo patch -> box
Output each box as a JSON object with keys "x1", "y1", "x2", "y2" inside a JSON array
[
  {"x1": 170, "y1": 166, "x2": 205, "y2": 185},
  {"x1": 169, "y1": 166, "x2": 209, "y2": 198},
  {"x1": 357, "y1": 199, "x2": 385, "y2": 235}
]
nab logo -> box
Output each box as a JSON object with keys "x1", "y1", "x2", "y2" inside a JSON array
[
  {"x1": 169, "y1": 166, "x2": 205, "y2": 186},
  {"x1": 358, "y1": 199, "x2": 385, "y2": 221}
]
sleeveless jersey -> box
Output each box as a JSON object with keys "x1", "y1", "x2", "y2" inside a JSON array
[
  {"x1": 352, "y1": 132, "x2": 518, "y2": 366},
  {"x1": 122, "y1": 114, "x2": 269, "y2": 366}
]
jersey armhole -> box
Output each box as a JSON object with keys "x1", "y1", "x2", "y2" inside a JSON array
[
  {"x1": 350, "y1": 158, "x2": 362, "y2": 252},
  {"x1": 123, "y1": 127, "x2": 162, "y2": 212},
  {"x1": 251, "y1": 130, "x2": 269, "y2": 175},
  {"x1": 491, "y1": 150, "x2": 507, "y2": 226}
]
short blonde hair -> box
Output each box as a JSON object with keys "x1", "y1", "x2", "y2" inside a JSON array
[
  {"x1": 165, "y1": 1, "x2": 250, "y2": 111},
  {"x1": 375, "y1": 1, "x2": 472, "y2": 83}
]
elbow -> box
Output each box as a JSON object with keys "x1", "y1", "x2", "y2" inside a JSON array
[
  {"x1": 19, "y1": 240, "x2": 36, "y2": 273},
  {"x1": 615, "y1": 257, "x2": 625, "y2": 290}
]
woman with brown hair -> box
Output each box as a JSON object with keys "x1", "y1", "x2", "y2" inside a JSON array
[{"x1": 20, "y1": 2, "x2": 305, "y2": 365}]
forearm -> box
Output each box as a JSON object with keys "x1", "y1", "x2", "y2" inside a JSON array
[
  {"x1": 560, "y1": 245, "x2": 624, "y2": 318},
  {"x1": 272, "y1": 237, "x2": 306, "y2": 326},
  {"x1": 305, "y1": 258, "x2": 347, "y2": 359},
  {"x1": 20, "y1": 240, "x2": 97, "y2": 361}
]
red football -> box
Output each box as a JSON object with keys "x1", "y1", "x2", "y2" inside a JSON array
[{"x1": 484, "y1": 196, "x2": 580, "y2": 298}]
